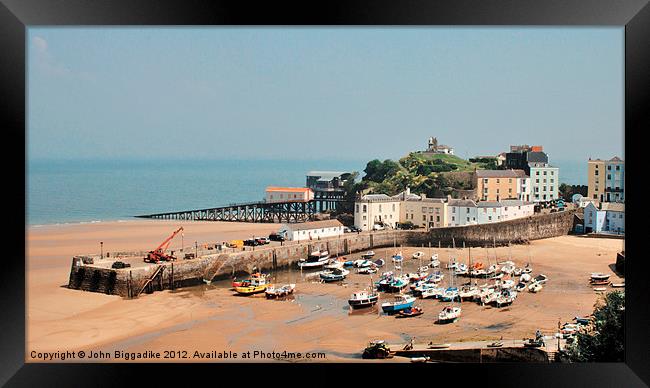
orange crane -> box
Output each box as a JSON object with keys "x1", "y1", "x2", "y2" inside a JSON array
[{"x1": 144, "y1": 227, "x2": 184, "y2": 263}]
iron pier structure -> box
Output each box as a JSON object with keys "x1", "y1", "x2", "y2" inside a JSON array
[{"x1": 137, "y1": 195, "x2": 349, "y2": 223}]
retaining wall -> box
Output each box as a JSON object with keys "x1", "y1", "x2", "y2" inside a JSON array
[{"x1": 67, "y1": 210, "x2": 576, "y2": 297}]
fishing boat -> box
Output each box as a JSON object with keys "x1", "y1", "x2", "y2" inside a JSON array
[
  {"x1": 298, "y1": 250, "x2": 330, "y2": 269},
  {"x1": 343, "y1": 260, "x2": 355, "y2": 267},
  {"x1": 348, "y1": 290, "x2": 379, "y2": 309},
  {"x1": 320, "y1": 268, "x2": 350, "y2": 282},
  {"x1": 361, "y1": 251, "x2": 376, "y2": 259},
  {"x1": 528, "y1": 282, "x2": 543, "y2": 293},
  {"x1": 234, "y1": 275, "x2": 270, "y2": 295},
  {"x1": 412, "y1": 251, "x2": 425, "y2": 260},
  {"x1": 231, "y1": 272, "x2": 265, "y2": 288},
  {"x1": 265, "y1": 284, "x2": 295, "y2": 298},
  {"x1": 397, "y1": 306, "x2": 424, "y2": 318},
  {"x1": 495, "y1": 289, "x2": 517, "y2": 307},
  {"x1": 381, "y1": 294, "x2": 416, "y2": 313},
  {"x1": 438, "y1": 305, "x2": 461, "y2": 324}
]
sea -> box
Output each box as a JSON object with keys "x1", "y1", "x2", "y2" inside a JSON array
[
  {"x1": 26, "y1": 158, "x2": 366, "y2": 226},
  {"x1": 26, "y1": 158, "x2": 587, "y2": 226}
]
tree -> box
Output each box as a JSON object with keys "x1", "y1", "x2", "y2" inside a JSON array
[{"x1": 566, "y1": 291, "x2": 624, "y2": 362}]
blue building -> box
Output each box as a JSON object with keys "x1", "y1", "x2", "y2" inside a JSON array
[{"x1": 583, "y1": 202, "x2": 624, "y2": 234}]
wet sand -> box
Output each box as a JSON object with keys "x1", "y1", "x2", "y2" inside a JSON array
[{"x1": 26, "y1": 221, "x2": 624, "y2": 362}]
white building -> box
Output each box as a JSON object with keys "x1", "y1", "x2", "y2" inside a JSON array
[
  {"x1": 354, "y1": 194, "x2": 401, "y2": 231},
  {"x1": 529, "y1": 163, "x2": 559, "y2": 202},
  {"x1": 447, "y1": 199, "x2": 479, "y2": 226},
  {"x1": 281, "y1": 219, "x2": 344, "y2": 241},
  {"x1": 500, "y1": 200, "x2": 535, "y2": 221},
  {"x1": 583, "y1": 202, "x2": 624, "y2": 234},
  {"x1": 265, "y1": 187, "x2": 314, "y2": 203}
]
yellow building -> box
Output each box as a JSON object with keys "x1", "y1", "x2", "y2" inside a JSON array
[
  {"x1": 587, "y1": 159, "x2": 605, "y2": 202},
  {"x1": 475, "y1": 170, "x2": 529, "y2": 202},
  {"x1": 394, "y1": 189, "x2": 447, "y2": 229}
]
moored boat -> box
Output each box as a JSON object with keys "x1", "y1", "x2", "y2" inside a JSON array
[
  {"x1": 495, "y1": 289, "x2": 517, "y2": 307},
  {"x1": 361, "y1": 251, "x2": 376, "y2": 259},
  {"x1": 348, "y1": 290, "x2": 379, "y2": 309},
  {"x1": 412, "y1": 251, "x2": 425, "y2": 260},
  {"x1": 320, "y1": 268, "x2": 350, "y2": 282},
  {"x1": 265, "y1": 283, "x2": 295, "y2": 298},
  {"x1": 528, "y1": 282, "x2": 543, "y2": 293},
  {"x1": 420, "y1": 286, "x2": 445, "y2": 299},
  {"x1": 381, "y1": 294, "x2": 416, "y2": 313},
  {"x1": 441, "y1": 287, "x2": 460, "y2": 302},
  {"x1": 397, "y1": 306, "x2": 424, "y2": 318},
  {"x1": 298, "y1": 250, "x2": 331, "y2": 269},
  {"x1": 234, "y1": 275, "x2": 270, "y2": 295},
  {"x1": 437, "y1": 305, "x2": 461, "y2": 324}
]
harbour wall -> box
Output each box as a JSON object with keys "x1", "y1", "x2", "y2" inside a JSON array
[
  {"x1": 393, "y1": 346, "x2": 550, "y2": 363},
  {"x1": 67, "y1": 210, "x2": 576, "y2": 297}
]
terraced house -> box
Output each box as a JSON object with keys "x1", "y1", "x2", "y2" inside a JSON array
[
  {"x1": 394, "y1": 188, "x2": 447, "y2": 229},
  {"x1": 587, "y1": 157, "x2": 624, "y2": 203},
  {"x1": 475, "y1": 169, "x2": 531, "y2": 202}
]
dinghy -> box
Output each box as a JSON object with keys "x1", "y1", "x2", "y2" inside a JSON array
[
  {"x1": 412, "y1": 251, "x2": 425, "y2": 260},
  {"x1": 265, "y1": 284, "x2": 295, "y2": 298},
  {"x1": 528, "y1": 282, "x2": 543, "y2": 293},
  {"x1": 397, "y1": 306, "x2": 424, "y2": 318}
]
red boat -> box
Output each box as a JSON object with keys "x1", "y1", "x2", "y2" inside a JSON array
[{"x1": 396, "y1": 306, "x2": 424, "y2": 318}]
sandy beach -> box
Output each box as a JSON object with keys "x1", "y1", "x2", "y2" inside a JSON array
[{"x1": 26, "y1": 220, "x2": 624, "y2": 362}]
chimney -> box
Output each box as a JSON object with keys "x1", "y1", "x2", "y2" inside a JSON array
[
  {"x1": 447, "y1": 194, "x2": 452, "y2": 202},
  {"x1": 406, "y1": 187, "x2": 410, "y2": 196},
  {"x1": 420, "y1": 193, "x2": 426, "y2": 200}
]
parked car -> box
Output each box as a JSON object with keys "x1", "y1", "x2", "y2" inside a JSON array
[
  {"x1": 244, "y1": 238, "x2": 261, "y2": 246},
  {"x1": 256, "y1": 237, "x2": 270, "y2": 245},
  {"x1": 373, "y1": 224, "x2": 385, "y2": 231},
  {"x1": 396, "y1": 222, "x2": 415, "y2": 230},
  {"x1": 268, "y1": 233, "x2": 286, "y2": 242},
  {"x1": 111, "y1": 261, "x2": 131, "y2": 269},
  {"x1": 349, "y1": 226, "x2": 361, "y2": 233}
]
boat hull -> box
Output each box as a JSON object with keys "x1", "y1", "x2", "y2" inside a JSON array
[{"x1": 348, "y1": 296, "x2": 379, "y2": 308}]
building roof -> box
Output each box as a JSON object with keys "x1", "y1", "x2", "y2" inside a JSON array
[
  {"x1": 475, "y1": 169, "x2": 527, "y2": 178},
  {"x1": 392, "y1": 190, "x2": 421, "y2": 201},
  {"x1": 500, "y1": 199, "x2": 531, "y2": 206},
  {"x1": 406, "y1": 197, "x2": 445, "y2": 203},
  {"x1": 448, "y1": 199, "x2": 477, "y2": 207},
  {"x1": 609, "y1": 156, "x2": 624, "y2": 163},
  {"x1": 601, "y1": 202, "x2": 625, "y2": 212},
  {"x1": 360, "y1": 194, "x2": 398, "y2": 202},
  {"x1": 283, "y1": 219, "x2": 343, "y2": 231},
  {"x1": 266, "y1": 187, "x2": 312, "y2": 193},
  {"x1": 306, "y1": 171, "x2": 348, "y2": 180},
  {"x1": 526, "y1": 151, "x2": 548, "y2": 164},
  {"x1": 477, "y1": 201, "x2": 503, "y2": 208}
]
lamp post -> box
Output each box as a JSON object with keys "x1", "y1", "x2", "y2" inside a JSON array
[
  {"x1": 100, "y1": 241, "x2": 103, "y2": 259},
  {"x1": 195, "y1": 241, "x2": 198, "y2": 258}
]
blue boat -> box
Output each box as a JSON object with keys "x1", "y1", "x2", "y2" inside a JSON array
[
  {"x1": 441, "y1": 287, "x2": 460, "y2": 302},
  {"x1": 381, "y1": 294, "x2": 416, "y2": 313},
  {"x1": 387, "y1": 276, "x2": 409, "y2": 293},
  {"x1": 320, "y1": 268, "x2": 350, "y2": 282}
]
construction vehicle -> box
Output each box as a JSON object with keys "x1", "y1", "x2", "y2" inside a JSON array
[{"x1": 144, "y1": 227, "x2": 184, "y2": 263}]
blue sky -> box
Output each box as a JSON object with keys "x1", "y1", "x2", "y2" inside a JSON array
[{"x1": 28, "y1": 27, "x2": 624, "y2": 162}]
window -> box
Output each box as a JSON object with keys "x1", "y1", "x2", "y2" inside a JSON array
[
  {"x1": 429, "y1": 207, "x2": 433, "y2": 213},
  {"x1": 467, "y1": 217, "x2": 470, "y2": 222},
  {"x1": 379, "y1": 205, "x2": 382, "y2": 212},
  {"x1": 595, "y1": 170, "x2": 599, "y2": 176},
  {"x1": 509, "y1": 178, "x2": 512, "y2": 183},
  {"x1": 452, "y1": 216, "x2": 455, "y2": 221},
  {"x1": 551, "y1": 171, "x2": 554, "y2": 175},
  {"x1": 452, "y1": 208, "x2": 456, "y2": 213},
  {"x1": 466, "y1": 208, "x2": 470, "y2": 214},
  {"x1": 430, "y1": 215, "x2": 434, "y2": 221},
  {"x1": 436, "y1": 216, "x2": 440, "y2": 222},
  {"x1": 616, "y1": 165, "x2": 620, "y2": 171},
  {"x1": 392, "y1": 204, "x2": 395, "y2": 211},
  {"x1": 484, "y1": 178, "x2": 488, "y2": 184},
  {"x1": 543, "y1": 171, "x2": 547, "y2": 175},
  {"x1": 488, "y1": 216, "x2": 492, "y2": 221},
  {"x1": 607, "y1": 166, "x2": 611, "y2": 170},
  {"x1": 536, "y1": 171, "x2": 540, "y2": 175},
  {"x1": 536, "y1": 179, "x2": 539, "y2": 183},
  {"x1": 484, "y1": 188, "x2": 488, "y2": 193},
  {"x1": 422, "y1": 215, "x2": 426, "y2": 221},
  {"x1": 356, "y1": 204, "x2": 359, "y2": 213},
  {"x1": 607, "y1": 174, "x2": 611, "y2": 180},
  {"x1": 422, "y1": 207, "x2": 427, "y2": 212},
  {"x1": 496, "y1": 179, "x2": 500, "y2": 183}
]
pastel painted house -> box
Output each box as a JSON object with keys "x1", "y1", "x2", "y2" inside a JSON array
[{"x1": 583, "y1": 202, "x2": 624, "y2": 234}]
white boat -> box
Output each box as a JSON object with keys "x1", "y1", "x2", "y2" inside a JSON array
[
  {"x1": 354, "y1": 259, "x2": 373, "y2": 268},
  {"x1": 590, "y1": 273, "x2": 611, "y2": 283},
  {"x1": 455, "y1": 263, "x2": 468, "y2": 276},
  {"x1": 438, "y1": 306, "x2": 461, "y2": 323},
  {"x1": 324, "y1": 260, "x2": 345, "y2": 270},
  {"x1": 412, "y1": 251, "x2": 425, "y2": 260},
  {"x1": 528, "y1": 282, "x2": 543, "y2": 293},
  {"x1": 348, "y1": 290, "x2": 379, "y2": 309},
  {"x1": 447, "y1": 258, "x2": 458, "y2": 270},
  {"x1": 265, "y1": 283, "x2": 296, "y2": 298},
  {"x1": 611, "y1": 282, "x2": 625, "y2": 288},
  {"x1": 533, "y1": 274, "x2": 548, "y2": 285},
  {"x1": 358, "y1": 266, "x2": 378, "y2": 274},
  {"x1": 495, "y1": 289, "x2": 517, "y2": 307},
  {"x1": 475, "y1": 286, "x2": 495, "y2": 303},
  {"x1": 459, "y1": 285, "x2": 479, "y2": 300},
  {"x1": 298, "y1": 250, "x2": 330, "y2": 268},
  {"x1": 481, "y1": 290, "x2": 499, "y2": 305},
  {"x1": 421, "y1": 286, "x2": 445, "y2": 299},
  {"x1": 499, "y1": 279, "x2": 515, "y2": 289},
  {"x1": 361, "y1": 251, "x2": 376, "y2": 259},
  {"x1": 500, "y1": 263, "x2": 515, "y2": 275},
  {"x1": 513, "y1": 268, "x2": 523, "y2": 276},
  {"x1": 392, "y1": 252, "x2": 404, "y2": 263},
  {"x1": 520, "y1": 273, "x2": 532, "y2": 283},
  {"x1": 419, "y1": 266, "x2": 430, "y2": 272}
]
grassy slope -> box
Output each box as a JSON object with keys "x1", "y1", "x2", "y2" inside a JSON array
[{"x1": 407, "y1": 152, "x2": 488, "y2": 172}]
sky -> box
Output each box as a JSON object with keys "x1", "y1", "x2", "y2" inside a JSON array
[{"x1": 27, "y1": 27, "x2": 624, "y2": 163}]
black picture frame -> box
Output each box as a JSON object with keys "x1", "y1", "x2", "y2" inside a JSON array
[{"x1": 1, "y1": 0, "x2": 648, "y2": 386}]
